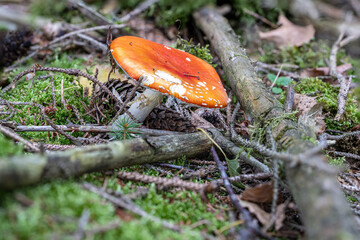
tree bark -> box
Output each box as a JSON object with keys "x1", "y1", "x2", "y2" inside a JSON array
[
  {"x1": 0, "y1": 132, "x2": 211, "y2": 190},
  {"x1": 193, "y1": 6, "x2": 358, "y2": 239}
]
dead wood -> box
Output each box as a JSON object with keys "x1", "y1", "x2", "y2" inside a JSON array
[
  {"x1": 193, "y1": 6, "x2": 358, "y2": 239},
  {"x1": 0, "y1": 132, "x2": 211, "y2": 190}
]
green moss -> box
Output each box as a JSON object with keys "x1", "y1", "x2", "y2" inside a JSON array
[
  {"x1": 260, "y1": 41, "x2": 331, "y2": 69},
  {"x1": 98, "y1": 218, "x2": 203, "y2": 240},
  {"x1": 140, "y1": 185, "x2": 226, "y2": 231},
  {"x1": 0, "y1": 54, "x2": 94, "y2": 145},
  {"x1": 153, "y1": 0, "x2": 215, "y2": 28},
  {"x1": 83, "y1": 165, "x2": 230, "y2": 235},
  {"x1": 0, "y1": 166, "x2": 229, "y2": 240},
  {"x1": 175, "y1": 37, "x2": 216, "y2": 67},
  {"x1": 29, "y1": 0, "x2": 69, "y2": 19},
  {"x1": 0, "y1": 134, "x2": 24, "y2": 157},
  {"x1": 232, "y1": 0, "x2": 289, "y2": 24},
  {"x1": 294, "y1": 78, "x2": 360, "y2": 130},
  {"x1": 0, "y1": 181, "x2": 115, "y2": 240},
  {"x1": 116, "y1": 0, "x2": 144, "y2": 10}
]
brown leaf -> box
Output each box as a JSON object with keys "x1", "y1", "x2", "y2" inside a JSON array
[
  {"x1": 259, "y1": 15, "x2": 315, "y2": 47},
  {"x1": 240, "y1": 182, "x2": 273, "y2": 203},
  {"x1": 300, "y1": 63, "x2": 352, "y2": 79},
  {"x1": 115, "y1": 208, "x2": 134, "y2": 221},
  {"x1": 239, "y1": 200, "x2": 270, "y2": 225}
]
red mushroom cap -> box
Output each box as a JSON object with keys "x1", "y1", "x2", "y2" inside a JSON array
[{"x1": 110, "y1": 36, "x2": 229, "y2": 108}]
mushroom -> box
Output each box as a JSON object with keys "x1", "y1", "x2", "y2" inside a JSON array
[{"x1": 110, "y1": 36, "x2": 229, "y2": 122}]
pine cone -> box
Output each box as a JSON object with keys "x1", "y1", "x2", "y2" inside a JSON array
[
  {"x1": 145, "y1": 105, "x2": 196, "y2": 133},
  {"x1": 94, "y1": 78, "x2": 143, "y2": 110},
  {"x1": 0, "y1": 29, "x2": 32, "y2": 68}
]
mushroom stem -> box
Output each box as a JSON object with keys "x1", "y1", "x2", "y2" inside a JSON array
[{"x1": 126, "y1": 88, "x2": 163, "y2": 122}]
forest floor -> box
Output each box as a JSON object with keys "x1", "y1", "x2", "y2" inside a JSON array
[{"x1": 0, "y1": 0, "x2": 360, "y2": 239}]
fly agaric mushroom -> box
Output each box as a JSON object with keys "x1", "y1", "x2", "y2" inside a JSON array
[{"x1": 110, "y1": 36, "x2": 228, "y2": 122}]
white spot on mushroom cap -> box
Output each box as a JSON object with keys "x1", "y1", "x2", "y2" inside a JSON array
[
  {"x1": 197, "y1": 82, "x2": 206, "y2": 87},
  {"x1": 164, "y1": 46, "x2": 171, "y2": 50},
  {"x1": 202, "y1": 103, "x2": 207, "y2": 106},
  {"x1": 141, "y1": 74, "x2": 155, "y2": 85},
  {"x1": 212, "y1": 86, "x2": 216, "y2": 90},
  {"x1": 186, "y1": 57, "x2": 191, "y2": 62},
  {"x1": 181, "y1": 96, "x2": 189, "y2": 100},
  {"x1": 169, "y1": 84, "x2": 186, "y2": 96},
  {"x1": 155, "y1": 70, "x2": 182, "y2": 84}
]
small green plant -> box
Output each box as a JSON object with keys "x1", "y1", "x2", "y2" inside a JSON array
[
  {"x1": 347, "y1": 195, "x2": 358, "y2": 203},
  {"x1": 175, "y1": 36, "x2": 215, "y2": 67},
  {"x1": 327, "y1": 156, "x2": 346, "y2": 167},
  {"x1": 267, "y1": 73, "x2": 292, "y2": 94},
  {"x1": 111, "y1": 115, "x2": 141, "y2": 140}
]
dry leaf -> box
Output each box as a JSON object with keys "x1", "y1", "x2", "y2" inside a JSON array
[
  {"x1": 240, "y1": 182, "x2": 274, "y2": 203},
  {"x1": 293, "y1": 94, "x2": 326, "y2": 135},
  {"x1": 275, "y1": 202, "x2": 287, "y2": 230},
  {"x1": 239, "y1": 200, "x2": 270, "y2": 225},
  {"x1": 259, "y1": 15, "x2": 315, "y2": 47},
  {"x1": 42, "y1": 22, "x2": 63, "y2": 40},
  {"x1": 300, "y1": 63, "x2": 352, "y2": 79},
  {"x1": 78, "y1": 64, "x2": 126, "y2": 96}
]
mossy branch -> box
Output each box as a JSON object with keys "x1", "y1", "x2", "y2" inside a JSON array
[
  {"x1": 0, "y1": 132, "x2": 211, "y2": 190},
  {"x1": 193, "y1": 6, "x2": 358, "y2": 239}
]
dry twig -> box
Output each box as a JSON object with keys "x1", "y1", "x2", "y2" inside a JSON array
[
  {"x1": 211, "y1": 147, "x2": 271, "y2": 240},
  {"x1": 0, "y1": 125, "x2": 40, "y2": 152},
  {"x1": 82, "y1": 182, "x2": 182, "y2": 232},
  {"x1": 329, "y1": 30, "x2": 360, "y2": 120}
]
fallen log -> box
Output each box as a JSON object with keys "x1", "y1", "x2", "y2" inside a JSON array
[
  {"x1": 0, "y1": 132, "x2": 211, "y2": 190},
  {"x1": 193, "y1": 6, "x2": 358, "y2": 239}
]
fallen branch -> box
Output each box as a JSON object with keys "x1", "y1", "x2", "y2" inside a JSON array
[
  {"x1": 10, "y1": 124, "x2": 184, "y2": 136},
  {"x1": 193, "y1": 6, "x2": 359, "y2": 239},
  {"x1": 0, "y1": 125, "x2": 40, "y2": 152},
  {"x1": 0, "y1": 131, "x2": 211, "y2": 189}
]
